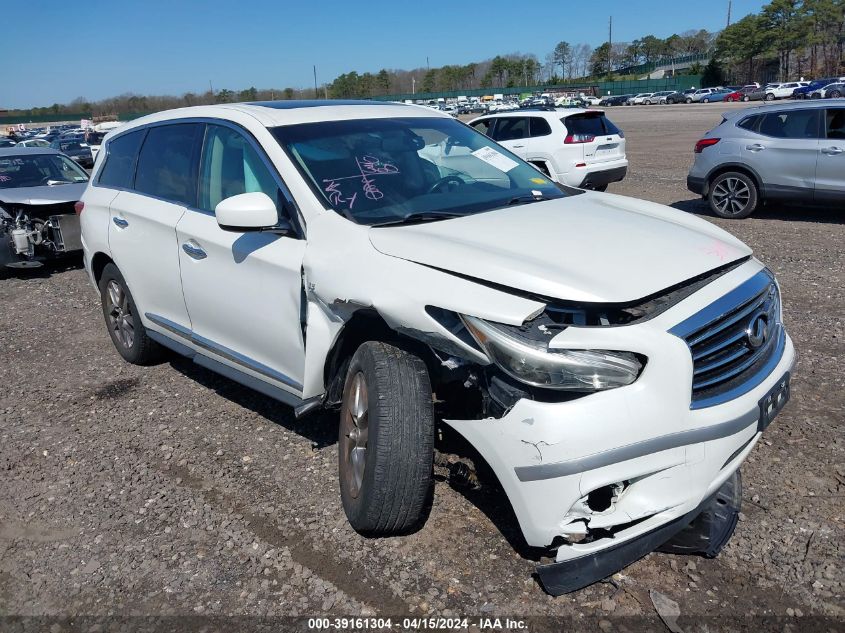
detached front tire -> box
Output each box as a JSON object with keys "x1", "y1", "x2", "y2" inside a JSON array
[
  {"x1": 339, "y1": 341, "x2": 434, "y2": 535},
  {"x1": 99, "y1": 263, "x2": 162, "y2": 364}
]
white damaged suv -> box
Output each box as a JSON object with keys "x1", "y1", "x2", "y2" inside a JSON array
[{"x1": 79, "y1": 101, "x2": 794, "y2": 595}]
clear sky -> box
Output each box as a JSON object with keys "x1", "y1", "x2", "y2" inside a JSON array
[{"x1": 4, "y1": 0, "x2": 768, "y2": 109}]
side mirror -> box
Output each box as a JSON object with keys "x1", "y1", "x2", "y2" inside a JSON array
[{"x1": 215, "y1": 192, "x2": 287, "y2": 233}]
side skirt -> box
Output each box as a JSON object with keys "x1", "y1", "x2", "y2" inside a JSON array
[{"x1": 145, "y1": 317, "x2": 306, "y2": 411}]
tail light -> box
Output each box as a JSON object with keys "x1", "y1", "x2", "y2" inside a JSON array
[
  {"x1": 565, "y1": 134, "x2": 595, "y2": 144},
  {"x1": 74, "y1": 201, "x2": 84, "y2": 215},
  {"x1": 694, "y1": 138, "x2": 720, "y2": 153}
]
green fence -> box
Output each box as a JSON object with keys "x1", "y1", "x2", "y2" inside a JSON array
[{"x1": 371, "y1": 76, "x2": 703, "y2": 102}]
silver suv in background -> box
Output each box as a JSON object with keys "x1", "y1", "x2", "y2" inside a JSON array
[{"x1": 687, "y1": 100, "x2": 845, "y2": 218}]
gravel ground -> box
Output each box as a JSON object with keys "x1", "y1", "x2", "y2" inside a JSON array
[{"x1": 1, "y1": 102, "x2": 843, "y2": 630}]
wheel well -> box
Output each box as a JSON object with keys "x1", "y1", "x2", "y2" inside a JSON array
[
  {"x1": 529, "y1": 160, "x2": 551, "y2": 177},
  {"x1": 707, "y1": 165, "x2": 762, "y2": 197},
  {"x1": 322, "y1": 310, "x2": 419, "y2": 406},
  {"x1": 90, "y1": 252, "x2": 114, "y2": 286}
]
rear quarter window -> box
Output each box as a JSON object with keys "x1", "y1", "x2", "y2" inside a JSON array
[
  {"x1": 529, "y1": 117, "x2": 552, "y2": 137},
  {"x1": 98, "y1": 129, "x2": 146, "y2": 189}
]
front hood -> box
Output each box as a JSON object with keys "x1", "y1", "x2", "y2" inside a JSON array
[
  {"x1": 368, "y1": 192, "x2": 752, "y2": 303},
  {"x1": 0, "y1": 182, "x2": 87, "y2": 206}
]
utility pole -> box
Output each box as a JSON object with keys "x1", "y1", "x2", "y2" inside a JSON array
[
  {"x1": 313, "y1": 65, "x2": 318, "y2": 99},
  {"x1": 426, "y1": 56, "x2": 430, "y2": 71},
  {"x1": 209, "y1": 80, "x2": 213, "y2": 96},
  {"x1": 608, "y1": 16, "x2": 613, "y2": 76},
  {"x1": 412, "y1": 76, "x2": 416, "y2": 94},
  {"x1": 726, "y1": 0, "x2": 732, "y2": 27}
]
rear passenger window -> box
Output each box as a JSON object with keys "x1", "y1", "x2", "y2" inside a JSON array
[
  {"x1": 493, "y1": 117, "x2": 529, "y2": 141},
  {"x1": 470, "y1": 119, "x2": 494, "y2": 137},
  {"x1": 98, "y1": 130, "x2": 145, "y2": 189},
  {"x1": 757, "y1": 110, "x2": 819, "y2": 139},
  {"x1": 529, "y1": 117, "x2": 552, "y2": 137},
  {"x1": 826, "y1": 109, "x2": 845, "y2": 139},
  {"x1": 198, "y1": 124, "x2": 280, "y2": 213},
  {"x1": 134, "y1": 124, "x2": 201, "y2": 206}
]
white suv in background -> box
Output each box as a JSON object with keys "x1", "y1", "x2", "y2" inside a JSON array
[
  {"x1": 767, "y1": 81, "x2": 810, "y2": 99},
  {"x1": 468, "y1": 109, "x2": 627, "y2": 190},
  {"x1": 79, "y1": 100, "x2": 793, "y2": 596}
]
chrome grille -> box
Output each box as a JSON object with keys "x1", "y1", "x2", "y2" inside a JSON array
[{"x1": 670, "y1": 270, "x2": 785, "y2": 409}]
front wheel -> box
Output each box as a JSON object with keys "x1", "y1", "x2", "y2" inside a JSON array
[
  {"x1": 98, "y1": 263, "x2": 163, "y2": 364},
  {"x1": 702, "y1": 98, "x2": 710, "y2": 103},
  {"x1": 338, "y1": 341, "x2": 434, "y2": 535},
  {"x1": 708, "y1": 172, "x2": 759, "y2": 219},
  {"x1": 742, "y1": 96, "x2": 750, "y2": 102},
  {"x1": 765, "y1": 93, "x2": 775, "y2": 101},
  {"x1": 686, "y1": 98, "x2": 693, "y2": 104}
]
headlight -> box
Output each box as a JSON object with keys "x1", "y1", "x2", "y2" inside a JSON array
[{"x1": 460, "y1": 314, "x2": 643, "y2": 391}]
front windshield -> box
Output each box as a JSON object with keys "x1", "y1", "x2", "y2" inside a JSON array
[
  {"x1": 0, "y1": 153, "x2": 89, "y2": 189},
  {"x1": 272, "y1": 116, "x2": 570, "y2": 226}
]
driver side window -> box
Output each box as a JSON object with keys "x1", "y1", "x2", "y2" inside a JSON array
[{"x1": 198, "y1": 124, "x2": 280, "y2": 213}]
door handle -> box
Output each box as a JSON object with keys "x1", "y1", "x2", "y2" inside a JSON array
[
  {"x1": 112, "y1": 217, "x2": 128, "y2": 228},
  {"x1": 821, "y1": 146, "x2": 843, "y2": 155},
  {"x1": 512, "y1": 144, "x2": 525, "y2": 148},
  {"x1": 745, "y1": 144, "x2": 765, "y2": 151},
  {"x1": 181, "y1": 242, "x2": 207, "y2": 260}
]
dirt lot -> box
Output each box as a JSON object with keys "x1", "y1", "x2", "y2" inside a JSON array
[{"x1": 1, "y1": 103, "x2": 843, "y2": 631}]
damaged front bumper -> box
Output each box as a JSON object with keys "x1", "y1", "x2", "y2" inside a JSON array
[
  {"x1": 537, "y1": 469, "x2": 742, "y2": 595},
  {"x1": 443, "y1": 302, "x2": 794, "y2": 594}
]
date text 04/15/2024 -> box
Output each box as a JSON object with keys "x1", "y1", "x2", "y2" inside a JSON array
[{"x1": 307, "y1": 617, "x2": 528, "y2": 630}]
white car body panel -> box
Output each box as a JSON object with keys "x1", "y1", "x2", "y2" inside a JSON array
[
  {"x1": 369, "y1": 192, "x2": 750, "y2": 303},
  {"x1": 175, "y1": 210, "x2": 308, "y2": 393},
  {"x1": 79, "y1": 102, "x2": 794, "y2": 574},
  {"x1": 107, "y1": 190, "x2": 191, "y2": 332}
]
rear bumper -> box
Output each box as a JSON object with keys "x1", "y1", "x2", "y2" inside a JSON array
[
  {"x1": 687, "y1": 175, "x2": 707, "y2": 195},
  {"x1": 577, "y1": 165, "x2": 627, "y2": 188}
]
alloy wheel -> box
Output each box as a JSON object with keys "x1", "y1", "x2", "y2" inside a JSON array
[
  {"x1": 106, "y1": 280, "x2": 134, "y2": 349},
  {"x1": 712, "y1": 177, "x2": 751, "y2": 216},
  {"x1": 340, "y1": 372, "x2": 369, "y2": 498}
]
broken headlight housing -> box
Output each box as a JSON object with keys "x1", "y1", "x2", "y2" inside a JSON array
[{"x1": 460, "y1": 314, "x2": 643, "y2": 391}]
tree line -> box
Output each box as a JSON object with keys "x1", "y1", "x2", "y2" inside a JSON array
[{"x1": 714, "y1": 0, "x2": 844, "y2": 84}]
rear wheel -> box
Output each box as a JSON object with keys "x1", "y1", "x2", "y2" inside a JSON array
[
  {"x1": 338, "y1": 341, "x2": 434, "y2": 535},
  {"x1": 708, "y1": 172, "x2": 758, "y2": 219},
  {"x1": 99, "y1": 263, "x2": 162, "y2": 364},
  {"x1": 742, "y1": 95, "x2": 750, "y2": 102},
  {"x1": 830, "y1": 89, "x2": 842, "y2": 98},
  {"x1": 685, "y1": 98, "x2": 693, "y2": 104}
]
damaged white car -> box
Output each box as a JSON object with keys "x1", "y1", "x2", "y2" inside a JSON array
[{"x1": 79, "y1": 101, "x2": 794, "y2": 595}]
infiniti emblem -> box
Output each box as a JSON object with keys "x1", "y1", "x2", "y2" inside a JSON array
[{"x1": 746, "y1": 313, "x2": 769, "y2": 349}]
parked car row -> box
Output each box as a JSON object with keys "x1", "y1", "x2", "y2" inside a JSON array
[
  {"x1": 2, "y1": 125, "x2": 108, "y2": 169},
  {"x1": 599, "y1": 78, "x2": 845, "y2": 107}
]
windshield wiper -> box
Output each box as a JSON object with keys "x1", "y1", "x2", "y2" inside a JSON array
[
  {"x1": 507, "y1": 193, "x2": 551, "y2": 206},
  {"x1": 373, "y1": 211, "x2": 469, "y2": 227}
]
